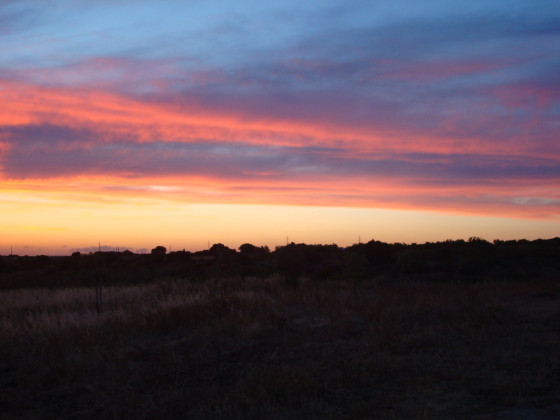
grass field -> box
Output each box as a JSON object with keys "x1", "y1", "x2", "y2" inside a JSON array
[{"x1": 1, "y1": 275, "x2": 560, "y2": 419}]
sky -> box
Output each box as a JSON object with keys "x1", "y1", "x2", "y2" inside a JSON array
[{"x1": 1, "y1": 0, "x2": 559, "y2": 255}]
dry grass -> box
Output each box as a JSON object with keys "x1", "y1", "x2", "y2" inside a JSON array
[{"x1": 1, "y1": 276, "x2": 560, "y2": 419}]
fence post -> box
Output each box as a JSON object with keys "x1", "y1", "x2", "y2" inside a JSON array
[{"x1": 96, "y1": 274, "x2": 103, "y2": 314}]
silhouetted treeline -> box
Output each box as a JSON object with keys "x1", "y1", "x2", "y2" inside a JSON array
[{"x1": 1, "y1": 237, "x2": 559, "y2": 289}]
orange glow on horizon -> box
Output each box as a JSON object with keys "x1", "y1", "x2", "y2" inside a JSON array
[{"x1": 1, "y1": 192, "x2": 559, "y2": 256}]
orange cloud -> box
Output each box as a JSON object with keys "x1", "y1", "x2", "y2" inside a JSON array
[{"x1": 2, "y1": 79, "x2": 539, "y2": 158}]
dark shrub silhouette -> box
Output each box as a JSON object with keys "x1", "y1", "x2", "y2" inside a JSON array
[
  {"x1": 151, "y1": 246, "x2": 167, "y2": 255},
  {"x1": 1, "y1": 237, "x2": 559, "y2": 289}
]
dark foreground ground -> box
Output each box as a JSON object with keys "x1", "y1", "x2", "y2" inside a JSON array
[{"x1": 1, "y1": 276, "x2": 560, "y2": 419}]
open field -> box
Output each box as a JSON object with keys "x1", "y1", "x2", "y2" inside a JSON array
[{"x1": 1, "y1": 275, "x2": 560, "y2": 419}]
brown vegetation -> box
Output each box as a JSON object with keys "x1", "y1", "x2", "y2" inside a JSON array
[{"x1": 1, "y1": 275, "x2": 560, "y2": 418}]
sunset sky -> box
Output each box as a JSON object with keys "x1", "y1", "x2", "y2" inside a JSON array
[{"x1": 1, "y1": 0, "x2": 559, "y2": 255}]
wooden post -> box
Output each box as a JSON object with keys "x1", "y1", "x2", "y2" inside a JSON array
[{"x1": 96, "y1": 274, "x2": 103, "y2": 314}]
